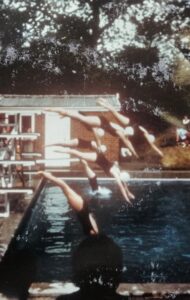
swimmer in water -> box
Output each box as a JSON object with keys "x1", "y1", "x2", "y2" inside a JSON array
[
  {"x1": 139, "y1": 126, "x2": 164, "y2": 158},
  {"x1": 37, "y1": 171, "x2": 99, "y2": 236},
  {"x1": 54, "y1": 148, "x2": 134, "y2": 204}
]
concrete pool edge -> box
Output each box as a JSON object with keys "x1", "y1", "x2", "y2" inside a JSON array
[{"x1": 28, "y1": 282, "x2": 190, "y2": 298}]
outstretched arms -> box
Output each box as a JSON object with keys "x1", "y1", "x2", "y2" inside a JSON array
[
  {"x1": 109, "y1": 166, "x2": 134, "y2": 205},
  {"x1": 139, "y1": 126, "x2": 164, "y2": 158}
]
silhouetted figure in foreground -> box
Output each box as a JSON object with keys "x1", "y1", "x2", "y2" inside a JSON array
[
  {"x1": 0, "y1": 248, "x2": 37, "y2": 300},
  {"x1": 57, "y1": 234, "x2": 125, "y2": 300}
]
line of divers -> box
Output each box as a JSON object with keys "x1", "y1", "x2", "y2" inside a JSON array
[{"x1": 38, "y1": 98, "x2": 164, "y2": 236}]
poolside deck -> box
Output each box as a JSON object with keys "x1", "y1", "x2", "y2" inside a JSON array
[{"x1": 28, "y1": 282, "x2": 190, "y2": 299}]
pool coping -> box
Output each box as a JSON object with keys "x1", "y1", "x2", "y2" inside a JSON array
[
  {"x1": 46, "y1": 169, "x2": 190, "y2": 178},
  {"x1": 29, "y1": 282, "x2": 190, "y2": 298}
]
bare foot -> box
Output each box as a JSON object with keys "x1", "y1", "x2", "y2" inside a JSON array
[
  {"x1": 126, "y1": 197, "x2": 133, "y2": 205},
  {"x1": 128, "y1": 191, "x2": 135, "y2": 200}
]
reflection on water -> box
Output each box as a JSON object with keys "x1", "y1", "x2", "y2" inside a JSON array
[{"x1": 5, "y1": 180, "x2": 190, "y2": 283}]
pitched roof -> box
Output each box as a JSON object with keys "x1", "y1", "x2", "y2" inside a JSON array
[{"x1": 0, "y1": 94, "x2": 120, "y2": 112}]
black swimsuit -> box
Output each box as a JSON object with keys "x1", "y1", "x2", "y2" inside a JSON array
[
  {"x1": 99, "y1": 116, "x2": 118, "y2": 137},
  {"x1": 80, "y1": 112, "x2": 117, "y2": 136},
  {"x1": 95, "y1": 152, "x2": 114, "y2": 176},
  {"x1": 78, "y1": 138, "x2": 92, "y2": 149},
  {"x1": 89, "y1": 175, "x2": 98, "y2": 192},
  {"x1": 76, "y1": 200, "x2": 94, "y2": 235}
]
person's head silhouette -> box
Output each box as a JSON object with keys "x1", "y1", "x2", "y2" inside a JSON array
[{"x1": 72, "y1": 234, "x2": 123, "y2": 299}]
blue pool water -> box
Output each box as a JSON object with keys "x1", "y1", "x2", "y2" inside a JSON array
[{"x1": 5, "y1": 179, "x2": 190, "y2": 283}]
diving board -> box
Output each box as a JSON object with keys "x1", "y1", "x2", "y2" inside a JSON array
[
  {"x1": 21, "y1": 152, "x2": 42, "y2": 158},
  {"x1": 36, "y1": 158, "x2": 79, "y2": 164},
  {"x1": 0, "y1": 133, "x2": 40, "y2": 140},
  {"x1": 0, "y1": 188, "x2": 33, "y2": 194},
  {"x1": 0, "y1": 160, "x2": 36, "y2": 166},
  {"x1": 0, "y1": 123, "x2": 16, "y2": 127}
]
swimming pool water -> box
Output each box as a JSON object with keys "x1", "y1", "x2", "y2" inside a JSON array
[{"x1": 6, "y1": 179, "x2": 190, "y2": 283}]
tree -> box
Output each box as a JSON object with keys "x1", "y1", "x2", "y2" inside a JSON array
[{"x1": 0, "y1": 0, "x2": 190, "y2": 117}]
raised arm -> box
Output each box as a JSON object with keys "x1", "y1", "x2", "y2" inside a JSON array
[
  {"x1": 116, "y1": 130, "x2": 139, "y2": 159},
  {"x1": 109, "y1": 167, "x2": 133, "y2": 205},
  {"x1": 139, "y1": 126, "x2": 164, "y2": 158}
]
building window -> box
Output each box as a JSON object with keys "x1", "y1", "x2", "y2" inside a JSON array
[{"x1": 20, "y1": 114, "x2": 35, "y2": 133}]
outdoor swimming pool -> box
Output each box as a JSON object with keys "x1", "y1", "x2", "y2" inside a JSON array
[{"x1": 2, "y1": 178, "x2": 190, "y2": 284}]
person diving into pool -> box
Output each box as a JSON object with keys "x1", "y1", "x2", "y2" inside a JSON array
[
  {"x1": 37, "y1": 171, "x2": 99, "y2": 236},
  {"x1": 139, "y1": 126, "x2": 164, "y2": 158},
  {"x1": 80, "y1": 159, "x2": 99, "y2": 193},
  {"x1": 54, "y1": 148, "x2": 134, "y2": 204},
  {"x1": 46, "y1": 139, "x2": 110, "y2": 194},
  {"x1": 97, "y1": 97, "x2": 139, "y2": 159},
  {"x1": 78, "y1": 158, "x2": 111, "y2": 196},
  {"x1": 97, "y1": 97, "x2": 130, "y2": 127},
  {"x1": 45, "y1": 107, "x2": 139, "y2": 159}
]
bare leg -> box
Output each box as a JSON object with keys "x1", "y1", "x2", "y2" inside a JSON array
[
  {"x1": 45, "y1": 139, "x2": 79, "y2": 148},
  {"x1": 37, "y1": 171, "x2": 83, "y2": 211},
  {"x1": 55, "y1": 148, "x2": 98, "y2": 162},
  {"x1": 80, "y1": 159, "x2": 99, "y2": 192},
  {"x1": 46, "y1": 139, "x2": 107, "y2": 153},
  {"x1": 37, "y1": 171, "x2": 98, "y2": 235},
  {"x1": 46, "y1": 108, "x2": 101, "y2": 128},
  {"x1": 80, "y1": 159, "x2": 96, "y2": 179},
  {"x1": 97, "y1": 97, "x2": 130, "y2": 126}
]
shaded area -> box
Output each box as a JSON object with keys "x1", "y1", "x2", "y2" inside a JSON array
[{"x1": 0, "y1": 1, "x2": 190, "y2": 120}]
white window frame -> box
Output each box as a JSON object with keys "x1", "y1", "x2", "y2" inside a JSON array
[{"x1": 19, "y1": 113, "x2": 35, "y2": 133}]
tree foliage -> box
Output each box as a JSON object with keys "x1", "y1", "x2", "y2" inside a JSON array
[{"x1": 0, "y1": 0, "x2": 190, "y2": 117}]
